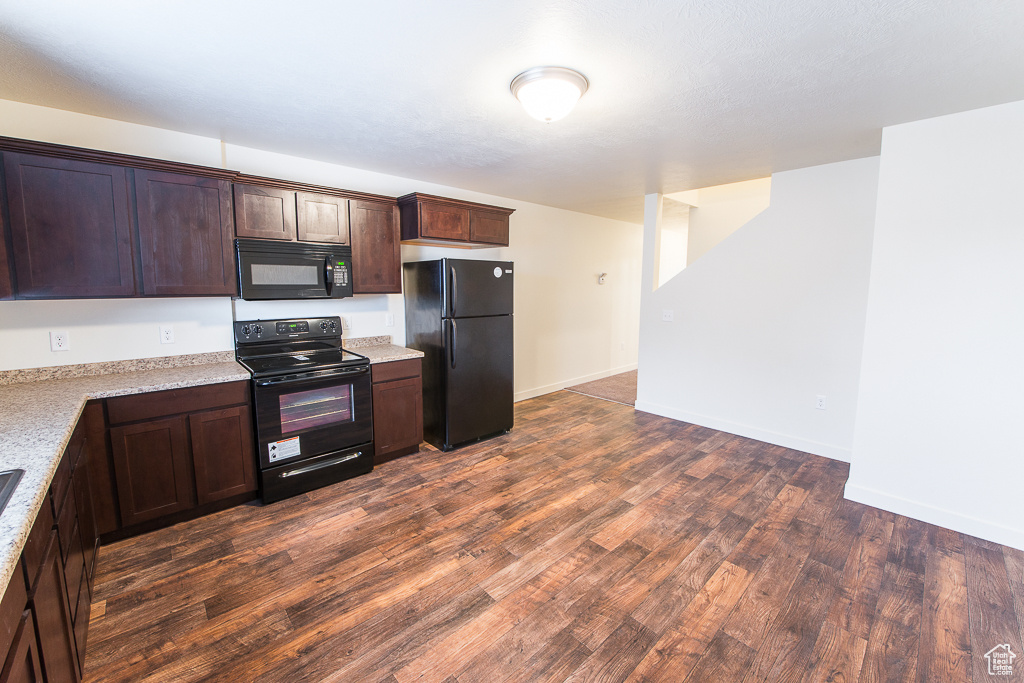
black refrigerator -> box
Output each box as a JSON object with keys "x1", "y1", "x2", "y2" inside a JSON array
[{"x1": 403, "y1": 258, "x2": 514, "y2": 451}]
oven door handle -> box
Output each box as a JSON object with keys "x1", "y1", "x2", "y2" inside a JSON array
[
  {"x1": 278, "y1": 451, "x2": 363, "y2": 478},
  {"x1": 255, "y1": 365, "x2": 368, "y2": 386}
]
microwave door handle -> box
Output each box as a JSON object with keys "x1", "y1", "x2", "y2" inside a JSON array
[{"x1": 324, "y1": 258, "x2": 334, "y2": 296}]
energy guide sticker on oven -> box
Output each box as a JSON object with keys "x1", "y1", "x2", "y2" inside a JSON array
[{"x1": 268, "y1": 436, "x2": 301, "y2": 462}]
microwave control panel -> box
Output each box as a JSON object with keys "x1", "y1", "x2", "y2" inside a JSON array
[{"x1": 333, "y1": 260, "x2": 350, "y2": 287}]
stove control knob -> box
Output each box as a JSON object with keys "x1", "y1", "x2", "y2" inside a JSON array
[
  {"x1": 319, "y1": 320, "x2": 329, "y2": 331},
  {"x1": 329, "y1": 320, "x2": 337, "y2": 330},
  {"x1": 241, "y1": 325, "x2": 251, "y2": 336},
  {"x1": 253, "y1": 324, "x2": 263, "y2": 337}
]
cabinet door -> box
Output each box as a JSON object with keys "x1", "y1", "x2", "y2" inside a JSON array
[
  {"x1": 110, "y1": 416, "x2": 195, "y2": 526},
  {"x1": 372, "y1": 376, "x2": 423, "y2": 462},
  {"x1": 3, "y1": 152, "x2": 136, "y2": 298},
  {"x1": 233, "y1": 184, "x2": 296, "y2": 241},
  {"x1": 82, "y1": 401, "x2": 119, "y2": 537},
  {"x1": 0, "y1": 611, "x2": 44, "y2": 683},
  {"x1": 70, "y1": 459, "x2": 98, "y2": 586},
  {"x1": 189, "y1": 405, "x2": 256, "y2": 505},
  {"x1": 134, "y1": 170, "x2": 236, "y2": 296},
  {"x1": 27, "y1": 533, "x2": 77, "y2": 683},
  {"x1": 351, "y1": 200, "x2": 401, "y2": 294},
  {"x1": 0, "y1": 199, "x2": 13, "y2": 301},
  {"x1": 296, "y1": 192, "x2": 349, "y2": 244},
  {"x1": 419, "y1": 201, "x2": 469, "y2": 241},
  {"x1": 469, "y1": 209, "x2": 510, "y2": 246}
]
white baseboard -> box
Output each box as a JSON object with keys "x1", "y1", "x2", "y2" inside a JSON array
[
  {"x1": 843, "y1": 481, "x2": 1024, "y2": 552},
  {"x1": 632, "y1": 399, "x2": 852, "y2": 463},
  {"x1": 514, "y1": 363, "x2": 638, "y2": 403}
]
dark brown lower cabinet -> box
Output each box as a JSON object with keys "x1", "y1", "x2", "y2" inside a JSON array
[
  {"x1": 107, "y1": 382, "x2": 257, "y2": 532},
  {"x1": 1, "y1": 570, "x2": 42, "y2": 683},
  {"x1": 189, "y1": 406, "x2": 256, "y2": 505},
  {"x1": 0, "y1": 610, "x2": 44, "y2": 683},
  {"x1": 371, "y1": 359, "x2": 423, "y2": 464},
  {"x1": 26, "y1": 531, "x2": 77, "y2": 683},
  {"x1": 1, "y1": 380, "x2": 256, "y2": 682},
  {"x1": 70, "y1": 459, "x2": 99, "y2": 585},
  {"x1": 111, "y1": 416, "x2": 194, "y2": 526}
]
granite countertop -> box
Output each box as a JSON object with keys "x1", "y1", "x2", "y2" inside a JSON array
[
  {"x1": 0, "y1": 338, "x2": 422, "y2": 596},
  {"x1": 0, "y1": 354, "x2": 249, "y2": 596},
  {"x1": 345, "y1": 336, "x2": 424, "y2": 364}
]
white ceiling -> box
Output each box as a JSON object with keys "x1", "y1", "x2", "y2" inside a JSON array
[{"x1": 1, "y1": 0, "x2": 1023, "y2": 223}]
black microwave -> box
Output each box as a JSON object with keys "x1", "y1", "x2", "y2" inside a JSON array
[{"x1": 236, "y1": 239, "x2": 353, "y2": 300}]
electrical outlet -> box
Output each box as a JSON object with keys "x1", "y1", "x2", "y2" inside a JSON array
[
  {"x1": 816, "y1": 394, "x2": 827, "y2": 410},
  {"x1": 159, "y1": 325, "x2": 175, "y2": 344},
  {"x1": 385, "y1": 312, "x2": 395, "y2": 327},
  {"x1": 340, "y1": 316, "x2": 350, "y2": 332},
  {"x1": 49, "y1": 331, "x2": 70, "y2": 352},
  {"x1": 662, "y1": 309, "x2": 674, "y2": 322}
]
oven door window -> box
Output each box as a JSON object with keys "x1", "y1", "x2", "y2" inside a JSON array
[{"x1": 279, "y1": 384, "x2": 353, "y2": 433}]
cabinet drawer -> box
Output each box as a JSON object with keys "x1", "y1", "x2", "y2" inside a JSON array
[
  {"x1": 107, "y1": 381, "x2": 249, "y2": 424},
  {"x1": 371, "y1": 358, "x2": 422, "y2": 384}
]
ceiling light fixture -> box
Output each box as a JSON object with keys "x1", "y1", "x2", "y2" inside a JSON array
[{"x1": 510, "y1": 66, "x2": 589, "y2": 123}]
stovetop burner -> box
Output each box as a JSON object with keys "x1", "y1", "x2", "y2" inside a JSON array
[{"x1": 233, "y1": 316, "x2": 368, "y2": 378}]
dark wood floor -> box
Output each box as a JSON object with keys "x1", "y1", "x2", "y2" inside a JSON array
[{"x1": 84, "y1": 391, "x2": 1024, "y2": 682}]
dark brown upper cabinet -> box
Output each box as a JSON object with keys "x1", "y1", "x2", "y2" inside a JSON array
[
  {"x1": 351, "y1": 199, "x2": 401, "y2": 294},
  {"x1": 2, "y1": 152, "x2": 137, "y2": 298},
  {"x1": 297, "y1": 192, "x2": 349, "y2": 244},
  {"x1": 0, "y1": 195, "x2": 13, "y2": 300},
  {"x1": 233, "y1": 183, "x2": 297, "y2": 241},
  {"x1": 470, "y1": 207, "x2": 512, "y2": 244},
  {"x1": 134, "y1": 170, "x2": 236, "y2": 297},
  {"x1": 398, "y1": 193, "x2": 513, "y2": 248}
]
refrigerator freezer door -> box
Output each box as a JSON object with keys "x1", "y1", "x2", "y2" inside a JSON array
[
  {"x1": 444, "y1": 315, "x2": 514, "y2": 448},
  {"x1": 443, "y1": 259, "x2": 513, "y2": 319}
]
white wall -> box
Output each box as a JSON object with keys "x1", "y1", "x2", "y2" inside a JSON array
[
  {"x1": 846, "y1": 100, "x2": 1024, "y2": 551},
  {"x1": 0, "y1": 99, "x2": 642, "y2": 401},
  {"x1": 668, "y1": 178, "x2": 771, "y2": 266},
  {"x1": 635, "y1": 157, "x2": 879, "y2": 461}
]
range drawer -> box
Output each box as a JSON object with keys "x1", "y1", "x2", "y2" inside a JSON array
[{"x1": 107, "y1": 381, "x2": 249, "y2": 424}]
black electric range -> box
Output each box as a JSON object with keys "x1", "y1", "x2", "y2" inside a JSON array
[{"x1": 234, "y1": 317, "x2": 373, "y2": 503}]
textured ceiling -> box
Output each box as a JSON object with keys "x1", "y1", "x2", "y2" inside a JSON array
[{"x1": 1, "y1": 0, "x2": 1023, "y2": 223}]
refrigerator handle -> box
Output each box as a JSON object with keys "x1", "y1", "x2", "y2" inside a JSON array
[
  {"x1": 450, "y1": 265, "x2": 457, "y2": 317},
  {"x1": 450, "y1": 319, "x2": 457, "y2": 369}
]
